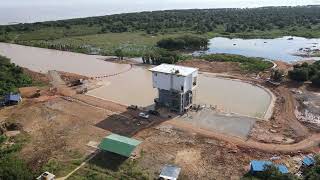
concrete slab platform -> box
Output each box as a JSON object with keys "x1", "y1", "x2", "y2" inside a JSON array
[{"x1": 177, "y1": 108, "x2": 257, "y2": 139}]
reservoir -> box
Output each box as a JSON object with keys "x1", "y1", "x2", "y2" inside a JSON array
[{"x1": 0, "y1": 42, "x2": 272, "y2": 118}]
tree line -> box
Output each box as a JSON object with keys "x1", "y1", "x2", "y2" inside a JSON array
[{"x1": 1, "y1": 6, "x2": 320, "y2": 39}]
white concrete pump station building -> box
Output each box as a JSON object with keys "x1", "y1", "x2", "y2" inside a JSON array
[{"x1": 149, "y1": 64, "x2": 198, "y2": 113}]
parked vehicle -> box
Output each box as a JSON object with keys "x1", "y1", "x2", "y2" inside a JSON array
[
  {"x1": 127, "y1": 105, "x2": 138, "y2": 110},
  {"x1": 139, "y1": 112, "x2": 149, "y2": 119}
]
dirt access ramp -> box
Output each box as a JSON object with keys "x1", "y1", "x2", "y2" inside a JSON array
[{"x1": 47, "y1": 70, "x2": 76, "y2": 96}]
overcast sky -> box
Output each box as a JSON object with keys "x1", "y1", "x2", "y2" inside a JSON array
[{"x1": 1, "y1": 0, "x2": 320, "y2": 24}]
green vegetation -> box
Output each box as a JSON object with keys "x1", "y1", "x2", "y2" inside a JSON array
[
  {"x1": 157, "y1": 35, "x2": 208, "y2": 50},
  {"x1": 142, "y1": 48, "x2": 186, "y2": 65},
  {"x1": 0, "y1": 135, "x2": 34, "y2": 180},
  {"x1": 14, "y1": 32, "x2": 192, "y2": 57},
  {"x1": 0, "y1": 6, "x2": 319, "y2": 56},
  {"x1": 200, "y1": 54, "x2": 273, "y2": 72},
  {"x1": 288, "y1": 61, "x2": 320, "y2": 86},
  {"x1": 0, "y1": 55, "x2": 32, "y2": 96},
  {"x1": 270, "y1": 69, "x2": 285, "y2": 82},
  {"x1": 69, "y1": 152, "x2": 149, "y2": 180},
  {"x1": 114, "y1": 49, "x2": 125, "y2": 60}
]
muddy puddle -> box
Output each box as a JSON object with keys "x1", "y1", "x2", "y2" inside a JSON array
[{"x1": 0, "y1": 43, "x2": 272, "y2": 118}]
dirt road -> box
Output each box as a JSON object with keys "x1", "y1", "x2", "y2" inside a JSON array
[{"x1": 277, "y1": 85, "x2": 310, "y2": 137}]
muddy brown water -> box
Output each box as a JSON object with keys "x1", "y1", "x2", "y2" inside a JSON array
[{"x1": 0, "y1": 43, "x2": 271, "y2": 118}]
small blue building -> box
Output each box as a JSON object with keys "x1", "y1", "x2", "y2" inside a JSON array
[
  {"x1": 3, "y1": 93, "x2": 22, "y2": 105},
  {"x1": 250, "y1": 160, "x2": 289, "y2": 174},
  {"x1": 302, "y1": 156, "x2": 315, "y2": 167}
]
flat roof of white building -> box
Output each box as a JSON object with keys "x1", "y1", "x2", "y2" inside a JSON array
[{"x1": 149, "y1": 64, "x2": 198, "y2": 76}]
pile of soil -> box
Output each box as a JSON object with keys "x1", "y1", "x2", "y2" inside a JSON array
[{"x1": 58, "y1": 71, "x2": 88, "y2": 83}]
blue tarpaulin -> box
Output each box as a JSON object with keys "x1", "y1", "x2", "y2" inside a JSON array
[
  {"x1": 303, "y1": 156, "x2": 315, "y2": 166},
  {"x1": 277, "y1": 165, "x2": 289, "y2": 174},
  {"x1": 250, "y1": 160, "x2": 289, "y2": 174},
  {"x1": 4, "y1": 93, "x2": 21, "y2": 104}
]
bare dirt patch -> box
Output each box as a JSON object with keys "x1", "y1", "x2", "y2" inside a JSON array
[
  {"x1": 135, "y1": 125, "x2": 297, "y2": 180},
  {"x1": 23, "y1": 68, "x2": 49, "y2": 84},
  {"x1": 177, "y1": 59, "x2": 242, "y2": 74}
]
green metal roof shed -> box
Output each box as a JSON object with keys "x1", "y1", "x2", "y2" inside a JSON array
[{"x1": 98, "y1": 134, "x2": 141, "y2": 157}]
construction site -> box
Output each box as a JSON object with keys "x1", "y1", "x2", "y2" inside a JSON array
[{"x1": 0, "y1": 43, "x2": 320, "y2": 179}]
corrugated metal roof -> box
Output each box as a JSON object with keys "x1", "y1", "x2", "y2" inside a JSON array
[
  {"x1": 159, "y1": 165, "x2": 181, "y2": 180},
  {"x1": 98, "y1": 134, "x2": 141, "y2": 157},
  {"x1": 303, "y1": 156, "x2": 315, "y2": 166},
  {"x1": 149, "y1": 64, "x2": 198, "y2": 76},
  {"x1": 250, "y1": 160, "x2": 272, "y2": 172},
  {"x1": 250, "y1": 160, "x2": 289, "y2": 174}
]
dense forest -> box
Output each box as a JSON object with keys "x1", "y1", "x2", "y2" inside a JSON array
[
  {"x1": 1, "y1": 5, "x2": 320, "y2": 41},
  {"x1": 0, "y1": 56, "x2": 32, "y2": 96}
]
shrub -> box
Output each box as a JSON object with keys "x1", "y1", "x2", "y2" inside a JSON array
[
  {"x1": 142, "y1": 48, "x2": 182, "y2": 65},
  {"x1": 0, "y1": 55, "x2": 32, "y2": 95},
  {"x1": 288, "y1": 68, "x2": 309, "y2": 82},
  {"x1": 157, "y1": 35, "x2": 208, "y2": 51},
  {"x1": 288, "y1": 61, "x2": 320, "y2": 85},
  {"x1": 271, "y1": 69, "x2": 285, "y2": 82},
  {"x1": 311, "y1": 73, "x2": 320, "y2": 87}
]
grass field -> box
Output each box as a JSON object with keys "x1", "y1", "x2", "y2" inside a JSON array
[
  {"x1": 10, "y1": 31, "x2": 199, "y2": 57},
  {"x1": 3, "y1": 23, "x2": 320, "y2": 57},
  {"x1": 200, "y1": 54, "x2": 274, "y2": 73},
  {"x1": 50, "y1": 32, "x2": 192, "y2": 57}
]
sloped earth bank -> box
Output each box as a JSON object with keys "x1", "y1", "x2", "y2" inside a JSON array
[
  {"x1": 179, "y1": 59, "x2": 311, "y2": 143},
  {"x1": 294, "y1": 86, "x2": 320, "y2": 132}
]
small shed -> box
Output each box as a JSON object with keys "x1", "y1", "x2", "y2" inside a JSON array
[
  {"x1": 159, "y1": 165, "x2": 181, "y2": 180},
  {"x1": 302, "y1": 155, "x2": 315, "y2": 167},
  {"x1": 250, "y1": 160, "x2": 289, "y2": 174},
  {"x1": 250, "y1": 160, "x2": 272, "y2": 173},
  {"x1": 4, "y1": 93, "x2": 22, "y2": 105},
  {"x1": 98, "y1": 134, "x2": 141, "y2": 157}
]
